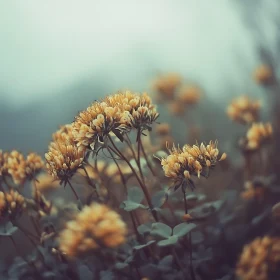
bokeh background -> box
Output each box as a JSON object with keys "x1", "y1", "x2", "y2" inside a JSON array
[{"x1": 0, "y1": 0, "x2": 279, "y2": 155}]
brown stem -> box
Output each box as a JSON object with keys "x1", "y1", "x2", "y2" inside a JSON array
[
  {"x1": 108, "y1": 135, "x2": 158, "y2": 221},
  {"x1": 107, "y1": 146, "x2": 128, "y2": 195},
  {"x1": 182, "y1": 188, "x2": 188, "y2": 214},
  {"x1": 81, "y1": 165, "x2": 100, "y2": 200},
  {"x1": 139, "y1": 134, "x2": 156, "y2": 176},
  {"x1": 67, "y1": 180, "x2": 79, "y2": 201}
]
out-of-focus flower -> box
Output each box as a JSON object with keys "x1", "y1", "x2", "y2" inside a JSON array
[
  {"x1": 45, "y1": 124, "x2": 85, "y2": 183},
  {"x1": 58, "y1": 203, "x2": 127, "y2": 258},
  {"x1": 182, "y1": 213, "x2": 193, "y2": 222},
  {"x1": 156, "y1": 123, "x2": 170, "y2": 136},
  {"x1": 32, "y1": 188, "x2": 52, "y2": 218},
  {"x1": 168, "y1": 101, "x2": 185, "y2": 116},
  {"x1": 227, "y1": 96, "x2": 261, "y2": 125},
  {"x1": 35, "y1": 173, "x2": 59, "y2": 192},
  {"x1": 244, "y1": 122, "x2": 273, "y2": 151},
  {"x1": 241, "y1": 180, "x2": 267, "y2": 201},
  {"x1": 159, "y1": 141, "x2": 226, "y2": 185},
  {"x1": 178, "y1": 85, "x2": 201, "y2": 105},
  {"x1": 153, "y1": 73, "x2": 182, "y2": 100},
  {"x1": 253, "y1": 64, "x2": 274, "y2": 86},
  {"x1": 236, "y1": 236, "x2": 280, "y2": 280},
  {"x1": 25, "y1": 153, "x2": 44, "y2": 178},
  {"x1": 0, "y1": 190, "x2": 26, "y2": 219},
  {"x1": 1, "y1": 151, "x2": 44, "y2": 185}
]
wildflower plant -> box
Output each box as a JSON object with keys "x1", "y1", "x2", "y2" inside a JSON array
[{"x1": 1, "y1": 71, "x2": 280, "y2": 280}]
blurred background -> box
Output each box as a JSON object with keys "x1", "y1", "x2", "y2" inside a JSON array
[{"x1": 0, "y1": 0, "x2": 279, "y2": 155}]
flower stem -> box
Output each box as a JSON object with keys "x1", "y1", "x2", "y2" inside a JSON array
[{"x1": 108, "y1": 135, "x2": 158, "y2": 221}]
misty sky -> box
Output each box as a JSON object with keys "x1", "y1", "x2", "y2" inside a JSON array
[{"x1": 0, "y1": 0, "x2": 278, "y2": 107}]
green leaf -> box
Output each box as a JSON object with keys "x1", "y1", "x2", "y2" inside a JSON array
[
  {"x1": 127, "y1": 186, "x2": 144, "y2": 203},
  {"x1": 151, "y1": 191, "x2": 167, "y2": 209},
  {"x1": 120, "y1": 201, "x2": 145, "y2": 212},
  {"x1": 173, "y1": 223, "x2": 197, "y2": 237},
  {"x1": 137, "y1": 223, "x2": 151, "y2": 235},
  {"x1": 157, "y1": 236, "x2": 178, "y2": 247},
  {"x1": 151, "y1": 222, "x2": 172, "y2": 238},
  {"x1": 0, "y1": 222, "x2": 18, "y2": 236}
]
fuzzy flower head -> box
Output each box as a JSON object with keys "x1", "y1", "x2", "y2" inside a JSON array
[
  {"x1": 58, "y1": 203, "x2": 127, "y2": 258},
  {"x1": 159, "y1": 141, "x2": 226, "y2": 188},
  {"x1": 0, "y1": 190, "x2": 26, "y2": 220},
  {"x1": 1, "y1": 151, "x2": 44, "y2": 185},
  {"x1": 253, "y1": 64, "x2": 274, "y2": 86},
  {"x1": 178, "y1": 85, "x2": 201, "y2": 105},
  {"x1": 236, "y1": 236, "x2": 280, "y2": 280},
  {"x1": 45, "y1": 124, "x2": 85, "y2": 183},
  {"x1": 152, "y1": 73, "x2": 182, "y2": 100},
  {"x1": 227, "y1": 96, "x2": 261, "y2": 125},
  {"x1": 244, "y1": 122, "x2": 273, "y2": 151},
  {"x1": 73, "y1": 91, "x2": 159, "y2": 150}
]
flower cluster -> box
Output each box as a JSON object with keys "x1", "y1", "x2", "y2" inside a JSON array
[
  {"x1": 152, "y1": 73, "x2": 182, "y2": 100},
  {"x1": 253, "y1": 64, "x2": 274, "y2": 86},
  {"x1": 58, "y1": 203, "x2": 127, "y2": 258},
  {"x1": 45, "y1": 124, "x2": 85, "y2": 183},
  {"x1": 72, "y1": 91, "x2": 159, "y2": 150},
  {"x1": 0, "y1": 190, "x2": 26, "y2": 219},
  {"x1": 0, "y1": 150, "x2": 44, "y2": 185},
  {"x1": 244, "y1": 122, "x2": 273, "y2": 151},
  {"x1": 160, "y1": 141, "x2": 226, "y2": 184},
  {"x1": 227, "y1": 95, "x2": 261, "y2": 124},
  {"x1": 236, "y1": 236, "x2": 280, "y2": 280}
]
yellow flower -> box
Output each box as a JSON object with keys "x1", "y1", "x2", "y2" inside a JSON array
[
  {"x1": 156, "y1": 123, "x2": 170, "y2": 136},
  {"x1": 236, "y1": 236, "x2": 280, "y2": 280},
  {"x1": 159, "y1": 141, "x2": 226, "y2": 184},
  {"x1": 73, "y1": 91, "x2": 158, "y2": 150},
  {"x1": 245, "y1": 122, "x2": 273, "y2": 151},
  {"x1": 227, "y1": 95, "x2": 261, "y2": 125},
  {"x1": 1, "y1": 150, "x2": 44, "y2": 185},
  {"x1": 58, "y1": 203, "x2": 127, "y2": 258},
  {"x1": 153, "y1": 73, "x2": 182, "y2": 100},
  {"x1": 0, "y1": 190, "x2": 26, "y2": 219},
  {"x1": 253, "y1": 64, "x2": 274, "y2": 86},
  {"x1": 45, "y1": 124, "x2": 85, "y2": 183},
  {"x1": 178, "y1": 85, "x2": 201, "y2": 105}
]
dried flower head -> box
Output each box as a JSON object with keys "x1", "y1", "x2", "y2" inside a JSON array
[
  {"x1": 156, "y1": 123, "x2": 170, "y2": 136},
  {"x1": 253, "y1": 64, "x2": 274, "y2": 86},
  {"x1": 32, "y1": 188, "x2": 52, "y2": 218},
  {"x1": 227, "y1": 96, "x2": 261, "y2": 124},
  {"x1": 73, "y1": 91, "x2": 158, "y2": 150},
  {"x1": 244, "y1": 122, "x2": 273, "y2": 151},
  {"x1": 153, "y1": 73, "x2": 181, "y2": 100},
  {"x1": 59, "y1": 203, "x2": 127, "y2": 258},
  {"x1": 178, "y1": 85, "x2": 201, "y2": 105},
  {"x1": 45, "y1": 124, "x2": 85, "y2": 183},
  {"x1": 0, "y1": 190, "x2": 26, "y2": 219},
  {"x1": 236, "y1": 236, "x2": 280, "y2": 280},
  {"x1": 159, "y1": 141, "x2": 226, "y2": 187},
  {"x1": 25, "y1": 153, "x2": 44, "y2": 178},
  {"x1": 1, "y1": 151, "x2": 43, "y2": 185}
]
